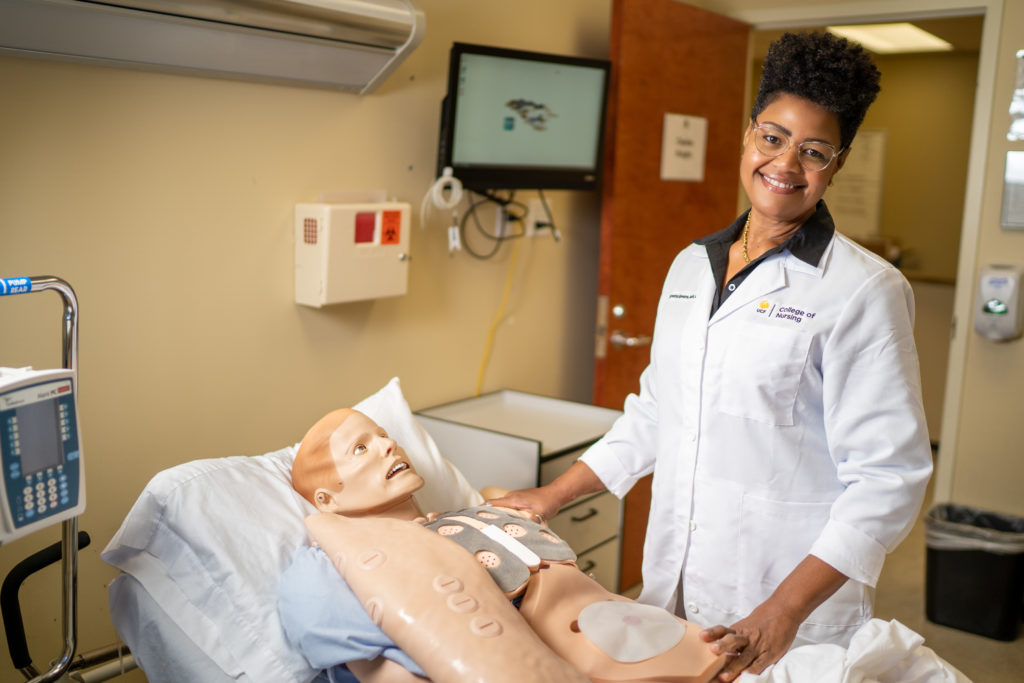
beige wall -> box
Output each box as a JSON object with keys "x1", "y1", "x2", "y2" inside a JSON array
[
  {"x1": 866, "y1": 51, "x2": 977, "y2": 282},
  {"x1": 0, "y1": 0, "x2": 610, "y2": 671},
  {"x1": 947, "y1": 0, "x2": 1024, "y2": 515},
  {"x1": 1, "y1": 0, "x2": 1021, "y2": 676}
]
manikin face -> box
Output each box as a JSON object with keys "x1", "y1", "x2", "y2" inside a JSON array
[
  {"x1": 740, "y1": 92, "x2": 847, "y2": 226},
  {"x1": 314, "y1": 411, "x2": 424, "y2": 516}
]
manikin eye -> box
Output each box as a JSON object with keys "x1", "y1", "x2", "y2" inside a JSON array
[{"x1": 354, "y1": 443, "x2": 367, "y2": 455}]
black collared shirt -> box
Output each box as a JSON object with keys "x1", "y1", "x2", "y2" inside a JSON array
[{"x1": 694, "y1": 200, "x2": 836, "y2": 317}]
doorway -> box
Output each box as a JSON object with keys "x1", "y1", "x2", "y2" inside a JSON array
[
  {"x1": 713, "y1": 0, "x2": 1003, "y2": 511},
  {"x1": 750, "y1": 15, "x2": 985, "y2": 447},
  {"x1": 596, "y1": 0, "x2": 1002, "y2": 593}
]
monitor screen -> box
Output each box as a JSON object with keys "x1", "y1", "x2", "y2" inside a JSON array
[
  {"x1": 437, "y1": 43, "x2": 611, "y2": 191},
  {"x1": 16, "y1": 399, "x2": 64, "y2": 476}
]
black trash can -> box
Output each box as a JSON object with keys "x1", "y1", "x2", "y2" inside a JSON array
[{"x1": 925, "y1": 503, "x2": 1024, "y2": 641}]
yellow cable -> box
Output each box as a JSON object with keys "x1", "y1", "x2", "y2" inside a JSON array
[{"x1": 475, "y1": 238, "x2": 522, "y2": 396}]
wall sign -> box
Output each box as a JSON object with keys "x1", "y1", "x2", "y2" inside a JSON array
[{"x1": 660, "y1": 113, "x2": 707, "y2": 182}]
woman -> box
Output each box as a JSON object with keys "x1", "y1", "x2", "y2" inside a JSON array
[{"x1": 490, "y1": 32, "x2": 932, "y2": 682}]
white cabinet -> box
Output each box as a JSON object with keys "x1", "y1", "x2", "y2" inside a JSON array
[{"x1": 417, "y1": 391, "x2": 622, "y2": 591}]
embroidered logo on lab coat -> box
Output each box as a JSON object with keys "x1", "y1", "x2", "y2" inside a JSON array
[{"x1": 755, "y1": 300, "x2": 816, "y2": 323}]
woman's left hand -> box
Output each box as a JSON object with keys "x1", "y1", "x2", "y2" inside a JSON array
[
  {"x1": 704, "y1": 555, "x2": 849, "y2": 680},
  {"x1": 700, "y1": 603, "x2": 800, "y2": 682}
]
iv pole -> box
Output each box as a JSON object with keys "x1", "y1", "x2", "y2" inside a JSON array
[{"x1": 0, "y1": 276, "x2": 80, "y2": 683}]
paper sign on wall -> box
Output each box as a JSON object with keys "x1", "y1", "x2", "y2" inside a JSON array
[
  {"x1": 660, "y1": 113, "x2": 707, "y2": 182},
  {"x1": 824, "y1": 129, "x2": 887, "y2": 240}
]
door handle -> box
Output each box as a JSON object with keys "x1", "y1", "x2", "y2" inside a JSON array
[{"x1": 609, "y1": 330, "x2": 652, "y2": 349}]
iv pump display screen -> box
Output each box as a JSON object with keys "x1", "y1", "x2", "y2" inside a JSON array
[{"x1": 15, "y1": 400, "x2": 64, "y2": 475}]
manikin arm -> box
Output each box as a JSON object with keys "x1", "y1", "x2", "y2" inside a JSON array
[
  {"x1": 348, "y1": 658, "x2": 428, "y2": 683},
  {"x1": 305, "y1": 512, "x2": 588, "y2": 683}
]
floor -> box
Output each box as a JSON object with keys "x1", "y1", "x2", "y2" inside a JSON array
[{"x1": 873, "y1": 493, "x2": 1024, "y2": 681}]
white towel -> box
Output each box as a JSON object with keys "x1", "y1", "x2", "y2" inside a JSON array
[{"x1": 739, "y1": 619, "x2": 971, "y2": 683}]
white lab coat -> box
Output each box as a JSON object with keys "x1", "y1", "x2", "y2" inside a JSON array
[{"x1": 581, "y1": 229, "x2": 933, "y2": 648}]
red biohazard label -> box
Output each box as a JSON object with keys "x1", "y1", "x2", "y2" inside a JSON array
[{"x1": 381, "y1": 210, "x2": 402, "y2": 245}]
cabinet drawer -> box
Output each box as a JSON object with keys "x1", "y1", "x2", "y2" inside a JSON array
[
  {"x1": 549, "y1": 491, "x2": 619, "y2": 554},
  {"x1": 539, "y1": 447, "x2": 585, "y2": 486},
  {"x1": 575, "y1": 538, "x2": 620, "y2": 592}
]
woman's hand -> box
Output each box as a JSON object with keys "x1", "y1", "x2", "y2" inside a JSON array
[
  {"x1": 700, "y1": 605, "x2": 799, "y2": 681},
  {"x1": 485, "y1": 487, "x2": 563, "y2": 524},
  {"x1": 486, "y1": 461, "x2": 607, "y2": 524},
  {"x1": 703, "y1": 555, "x2": 848, "y2": 681}
]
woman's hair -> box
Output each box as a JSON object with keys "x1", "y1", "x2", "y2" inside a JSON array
[{"x1": 752, "y1": 31, "x2": 881, "y2": 150}]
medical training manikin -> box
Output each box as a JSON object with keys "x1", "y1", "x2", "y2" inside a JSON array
[{"x1": 291, "y1": 408, "x2": 726, "y2": 683}]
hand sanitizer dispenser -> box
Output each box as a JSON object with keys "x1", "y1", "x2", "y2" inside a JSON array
[{"x1": 974, "y1": 264, "x2": 1024, "y2": 341}]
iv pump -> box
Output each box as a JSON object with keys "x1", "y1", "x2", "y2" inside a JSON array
[{"x1": 0, "y1": 366, "x2": 85, "y2": 545}]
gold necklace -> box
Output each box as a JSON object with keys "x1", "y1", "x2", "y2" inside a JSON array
[{"x1": 741, "y1": 213, "x2": 751, "y2": 264}]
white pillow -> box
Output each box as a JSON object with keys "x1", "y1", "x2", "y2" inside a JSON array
[{"x1": 102, "y1": 377, "x2": 482, "y2": 683}]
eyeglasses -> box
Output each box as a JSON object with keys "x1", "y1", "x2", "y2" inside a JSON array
[{"x1": 750, "y1": 122, "x2": 842, "y2": 172}]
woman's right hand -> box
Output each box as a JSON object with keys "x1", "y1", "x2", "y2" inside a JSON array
[
  {"x1": 486, "y1": 487, "x2": 564, "y2": 524},
  {"x1": 485, "y1": 461, "x2": 607, "y2": 524}
]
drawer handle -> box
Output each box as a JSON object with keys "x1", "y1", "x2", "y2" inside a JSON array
[
  {"x1": 571, "y1": 507, "x2": 599, "y2": 523},
  {"x1": 578, "y1": 559, "x2": 596, "y2": 574}
]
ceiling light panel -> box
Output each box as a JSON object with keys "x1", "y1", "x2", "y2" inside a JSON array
[{"x1": 827, "y1": 23, "x2": 954, "y2": 54}]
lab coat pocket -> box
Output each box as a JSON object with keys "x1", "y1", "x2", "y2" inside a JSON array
[
  {"x1": 738, "y1": 494, "x2": 829, "y2": 610},
  {"x1": 715, "y1": 324, "x2": 811, "y2": 426},
  {"x1": 739, "y1": 494, "x2": 870, "y2": 630}
]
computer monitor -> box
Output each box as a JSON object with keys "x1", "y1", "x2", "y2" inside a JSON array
[{"x1": 437, "y1": 42, "x2": 611, "y2": 191}]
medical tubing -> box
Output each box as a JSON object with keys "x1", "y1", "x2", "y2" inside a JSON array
[
  {"x1": 1, "y1": 532, "x2": 91, "y2": 671},
  {"x1": 419, "y1": 167, "x2": 464, "y2": 228}
]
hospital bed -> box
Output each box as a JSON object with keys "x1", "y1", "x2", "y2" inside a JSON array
[
  {"x1": 102, "y1": 378, "x2": 483, "y2": 683},
  {"x1": 102, "y1": 378, "x2": 970, "y2": 683}
]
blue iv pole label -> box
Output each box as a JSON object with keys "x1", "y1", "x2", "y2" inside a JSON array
[{"x1": 0, "y1": 278, "x2": 32, "y2": 296}]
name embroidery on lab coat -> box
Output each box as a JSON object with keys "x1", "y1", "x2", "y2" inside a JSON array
[
  {"x1": 668, "y1": 293, "x2": 696, "y2": 300},
  {"x1": 755, "y1": 300, "x2": 817, "y2": 324}
]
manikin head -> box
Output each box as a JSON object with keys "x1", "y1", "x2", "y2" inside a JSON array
[{"x1": 292, "y1": 409, "x2": 425, "y2": 518}]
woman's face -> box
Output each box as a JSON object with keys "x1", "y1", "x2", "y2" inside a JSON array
[{"x1": 740, "y1": 92, "x2": 845, "y2": 226}]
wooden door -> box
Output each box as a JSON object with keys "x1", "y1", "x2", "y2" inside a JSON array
[{"x1": 596, "y1": 0, "x2": 749, "y2": 591}]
